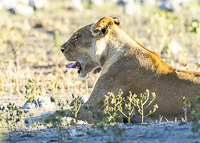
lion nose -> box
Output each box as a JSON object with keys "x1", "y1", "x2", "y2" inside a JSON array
[{"x1": 60, "y1": 47, "x2": 65, "y2": 53}]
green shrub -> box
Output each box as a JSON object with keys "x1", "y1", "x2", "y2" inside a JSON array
[{"x1": 190, "y1": 94, "x2": 200, "y2": 132}]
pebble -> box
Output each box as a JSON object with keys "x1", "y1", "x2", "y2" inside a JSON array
[{"x1": 69, "y1": 129, "x2": 87, "y2": 137}]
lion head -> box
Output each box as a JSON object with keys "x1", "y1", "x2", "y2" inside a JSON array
[{"x1": 61, "y1": 17, "x2": 120, "y2": 78}]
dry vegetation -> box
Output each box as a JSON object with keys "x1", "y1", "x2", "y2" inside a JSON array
[{"x1": 0, "y1": 0, "x2": 200, "y2": 136}]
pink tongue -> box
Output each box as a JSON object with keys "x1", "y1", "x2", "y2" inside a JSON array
[{"x1": 66, "y1": 62, "x2": 81, "y2": 69}]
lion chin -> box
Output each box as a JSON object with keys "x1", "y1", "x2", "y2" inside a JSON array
[{"x1": 24, "y1": 16, "x2": 200, "y2": 126}]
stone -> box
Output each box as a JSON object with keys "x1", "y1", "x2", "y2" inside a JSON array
[
  {"x1": 158, "y1": 0, "x2": 191, "y2": 12},
  {"x1": 117, "y1": 0, "x2": 141, "y2": 16}
]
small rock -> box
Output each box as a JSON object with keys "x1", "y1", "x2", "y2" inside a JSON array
[
  {"x1": 146, "y1": 128, "x2": 158, "y2": 138},
  {"x1": 69, "y1": 129, "x2": 87, "y2": 137},
  {"x1": 21, "y1": 95, "x2": 55, "y2": 110},
  {"x1": 168, "y1": 40, "x2": 183, "y2": 55},
  {"x1": 140, "y1": 0, "x2": 156, "y2": 6},
  {"x1": 70, "y1": 97, "x2": 84, "y2": 106},
  {"x1": 92, "y1": 0, "x2": 103, "y2": 6},
  {"x1": 8, "y1": 8, "x2": 15, "y2": 14},
  {"x1": 178, "y1": 121, "x2": 187, "y2": 126},
  {"x1": 30, "y1": 0, "x2": 45, "y2": 9},
  {"x1": 158, "y1": 0, "x2": 190, "y2": 12},
  {"x1": 15, "y1": 4, "x2": 34, "y2": 16},
  {"x1": 161, "y1": 40, "x2": 183, "y2": 61},
  {"x1": 67, "y1": 0, "x2": 83, "y2": 11},
  {"x1": 117, "y1": 0, "x2": 141, "y2": 16},
  {"x1": 0, "y1": 0, "x2": 45, "y2": 15},
  {"x1": 18, "y1": 133, "x2": 35, "y2": 138},
  {"x1": 46, "y1": 138, "x2": 58, "y2": 143}
]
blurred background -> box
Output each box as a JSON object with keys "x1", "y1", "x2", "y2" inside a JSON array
[{"x1": 0, "y1": 0, "x2": 200, "y2": 109}]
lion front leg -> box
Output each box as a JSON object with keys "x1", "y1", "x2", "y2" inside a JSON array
[
  {"x1": 24, "y1": 105, "x2": 97, "y2": 126},
  {"x1": 24, "y1": 110, "x2": 56, "y2": 126}
]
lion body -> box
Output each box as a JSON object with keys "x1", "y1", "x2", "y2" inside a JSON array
[
  {"x1": 61, "y1": 17, "x2": 200, "y2": 122},
  {"x1": 25, "y1": 17, "x2": 200, "y2": 125}
]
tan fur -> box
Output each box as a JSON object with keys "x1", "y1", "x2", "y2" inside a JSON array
[{"x1": 24, "y1": 17, "x2": 200, "y2": 125}]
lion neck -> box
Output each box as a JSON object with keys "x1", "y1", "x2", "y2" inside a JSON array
[
  {"x1": 96, "y1": 25, "x2": 174, "y2": 77},
  {"x1": 96, "y1": 26, "x2": 136, "y2": 76}
]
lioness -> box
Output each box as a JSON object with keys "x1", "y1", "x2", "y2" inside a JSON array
[{"x1": 25, "y1": 17, "x2": 200, "y2": 125}]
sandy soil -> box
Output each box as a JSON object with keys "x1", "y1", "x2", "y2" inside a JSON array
[{"x1": 1, "y1": 121, "x2": 200, "y2": 143}]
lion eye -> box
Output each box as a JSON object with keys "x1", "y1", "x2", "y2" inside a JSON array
[{"x1": 74, "y1": 35, "x2": 78, "y2": 41}]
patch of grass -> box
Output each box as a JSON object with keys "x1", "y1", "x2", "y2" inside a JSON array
[
  {"x1": 54, "y1": 30, "x2": 61, "y2": 47},
  {"x1": 0, "y1": 102, "x2": 25, "y2": 133},
  {"x1": 190, "y1": 94, "x2": 200, "y2": 132},
  {"x1": 182, "y1": 94, "x2": 200, "y2": 132}
]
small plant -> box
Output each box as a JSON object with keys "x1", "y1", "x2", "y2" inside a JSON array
[
  {"x1": 54, "y1": 30, "x2": 60, "y2": 47},
  {"x1": 129, "y1": 89, "x2": 158, "y2": 124},
  {"x1": 103, "y1": 89, "x2": 124, "y2": 123},
  {"x1": 195, "y1": 62, "x2": 200, "y2": 69},
  {"x1": 180, "y1": 61, "x2": 188, "y2": 67},
  {"x1": 110, "y1": 123, "x2": 126, "y2": 141},
  {"x1": 67, "y1": 96, "x2": 82, "y2": 121},
  {"x1": 182, "y1": 96, "x2": 188, "y2": 121},
  {"x1": 8, "y1": 29, "x2": 28, "y2": 72},
  {"x1": 190, "y1": 94, "x2": 200, "y2": 132},
  {"x1": 9, "y1": 31, "x2": 21, "y2": 71},
  {"x1": 44, "y1": 97, "x2": 83, "y2": 143},
  {"x1": 104, "y1": 89, "x2": 158, "y2": 124},
  {"x1": 44, "y1": 109, "x2": 67, "y2": 143},
  {"x1": 181, "y1": 95, "x2": 200, "y2": 132},
  {"x1": 85, "y1": 96, "x2": 126, "y2": 142},
  {"x1": 0, "y1": 103, "x2": 23, "y2": 132},
  {"x1": 84, "y1": 89, "x2": 157, "y2": 142},
  {"x1": 24, "y1": 80, "x2": 42, "y2": 108},
  {"x1": 187, "y1": 19, "x2": 200, "y2": 34}
]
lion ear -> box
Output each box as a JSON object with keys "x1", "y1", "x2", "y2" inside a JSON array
[
  {"x1": 113, "y1": 16, "x2": 120, "y2": 26},
  {"x1": 91, "y1": 17, "x2": 114, "y2": 38}
]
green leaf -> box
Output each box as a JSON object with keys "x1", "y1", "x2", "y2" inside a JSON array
[
  {"x1": 195, "y1": 95, "x2": 200, "y2": 104},
  {"x1": 191, "y1": 110, "x2": 196, "y2": 116}
]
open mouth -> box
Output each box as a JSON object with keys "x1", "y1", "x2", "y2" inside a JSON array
[{"x1": 66, "y1": 62, "x2": 81, "y2": 73}]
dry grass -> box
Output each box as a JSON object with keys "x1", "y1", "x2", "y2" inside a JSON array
[{"x1": 0, "y1": 0, "x2": 200, "y2": 131}]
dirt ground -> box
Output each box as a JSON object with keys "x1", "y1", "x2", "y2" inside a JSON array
[{"x1": 1, "y1": 121, "x2": 200, "y2": 143}]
